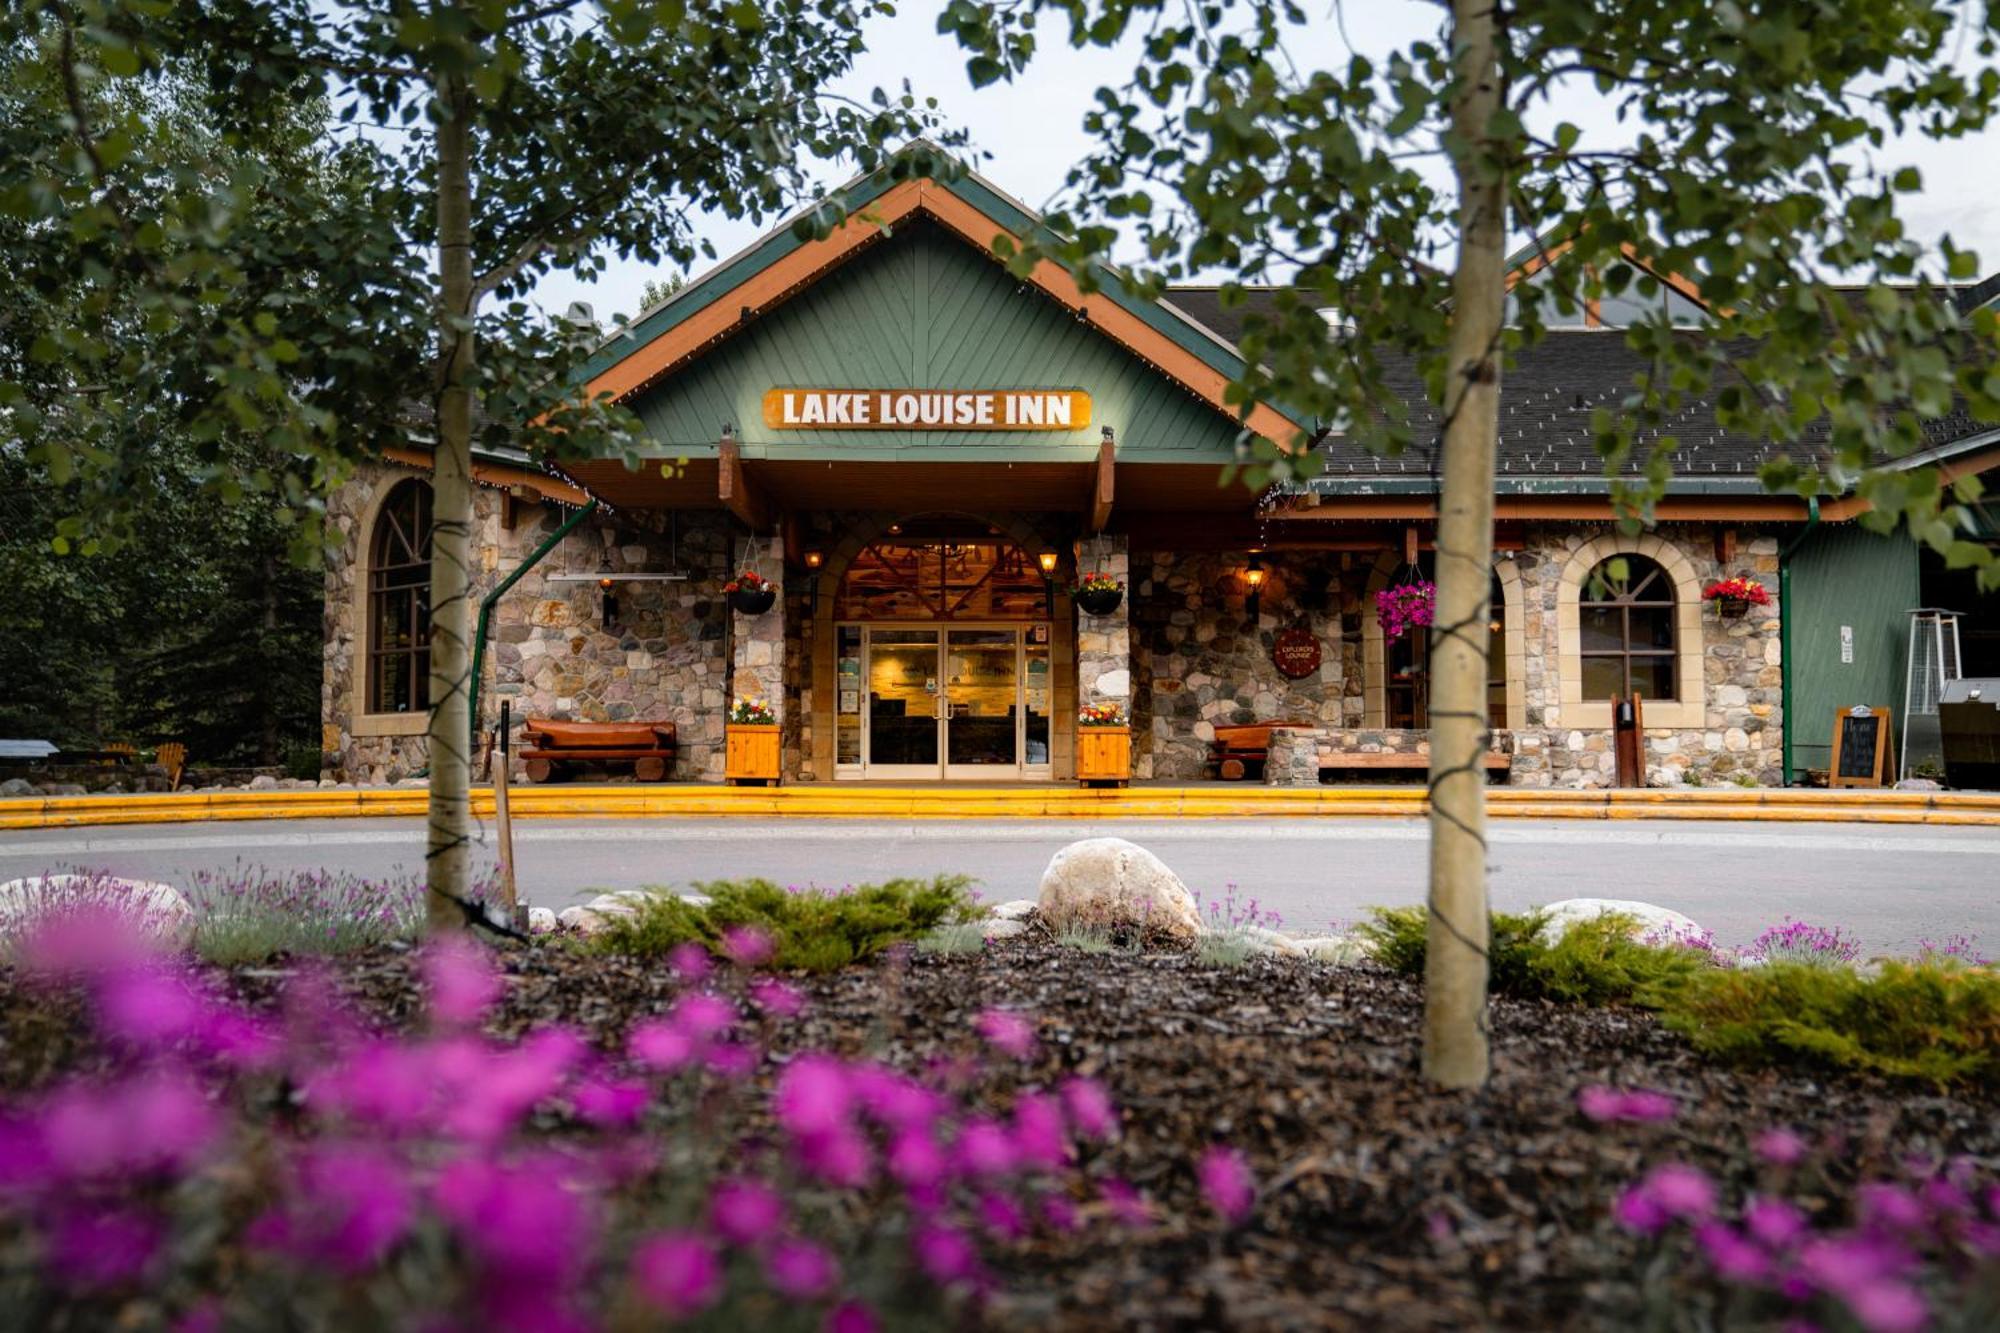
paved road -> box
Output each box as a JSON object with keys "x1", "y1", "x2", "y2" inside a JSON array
[{"x1": 3, "y1": 817, "x2": 1997, "y2": 953}]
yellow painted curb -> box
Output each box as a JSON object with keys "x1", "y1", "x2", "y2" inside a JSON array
[{"x1": 3, "y1": 784, "x2": 1999, "y2": 831}]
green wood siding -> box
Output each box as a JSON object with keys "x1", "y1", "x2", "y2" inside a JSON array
[
  {"x1": 626, "y1": 222, "x2": 1246, "y2": 463},
  {"x1": 1787, "y1": 524, "x2": 1918, "y2": 774}
]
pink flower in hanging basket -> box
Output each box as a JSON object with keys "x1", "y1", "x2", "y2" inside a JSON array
[{"x1": 1375, "y1": 580, "x2": 1436, "y2": 643}]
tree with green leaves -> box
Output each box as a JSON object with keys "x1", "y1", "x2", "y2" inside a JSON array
[
  {"x1": 944, "y1": 0, "x2": 2000, "y2": 1085},
  {"x1": 8, "y1": 1, "x2": 948, "y2": 929}
]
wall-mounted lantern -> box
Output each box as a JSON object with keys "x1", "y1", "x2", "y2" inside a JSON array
[
  {"x1": 1038, "y1": 550, "x2": 1060, "y2": 613},
  {"x1": 803, "y1": 549, "x2": 824, "y2": 613},
  {"x1": 597, "y1": 559, "x2": 619, "y2": 629},
  {"x1": 1245, "y1": 554, "x2": 1266, "y2": 621}
]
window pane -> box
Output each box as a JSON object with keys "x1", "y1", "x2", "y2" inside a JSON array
[
  {"x1": 1630, "y1": 606, "x2": 1676, "y2": 650},
  {"x1": 1630, "y1": 654, "x2": 1677, "y2": 701},
  {"x1": 1580, "y1": 655, "x2": 1625, "y2": 700},
  {"x1": 1579, "y1": 606, "x2": 1625, "y2": 652}
]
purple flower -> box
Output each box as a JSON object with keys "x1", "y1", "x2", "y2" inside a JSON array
[
  {"x1": 974, "y1": 1008, "x2": 1037, "y2": 1061},
  {"x1": 1198, "y1": 1145, "x2": 1256, "y2": 1224},
  {"x1": 668, "y1": 941, "x2": 712, "y2": 981},
  {"x1": 670, "y1": 993, "x2": 736, "y2": 1041},
  {"x1": 710, "y1": 1178, "x2": 785, "y2": 1246},
  {"x1": 1744, "y1": 1196, "x2": 1808, "y2": 1250},
  {"x1": 750, "y1": 977, "x2": 806, "y2": 1018},
  {"x1": 1642, "y1": 1164, "x2": 1717, "y2": 1222},
  {"x1": 955, "y1": 1118, "x2": 1019, "y2": 1177},
  {"x1": 1010, "y1": 1091, "x2": 1069, "y2": 1171},
  {"x1": 629, "y1": 1020, "x2": 697, "y2": 1073},
  {"x1": 571, "y1": 1077, "x2": 648, "y2": 1128},
  {"x1": 825, "y1": 1301, "x2": 881, "y2": 1333},
  {"x1": 1100, "y1": 1178, "x2": 1152, "y2": 1228},
  {"x1": 1042, "y1": 1194, "x2": 1081, "y2": 1233},
  {"x1": 423, "y1": 937, "x2": 501, "y2": 1027},
  {"x1": 433, "y1": 1155, "x2": 591, "y2": 1284},
  {"x1": 1059, "y1": 1076, "x2": 1117, "y2": 1140},
  {"x1": 722, "y1": 925, "x2": 774, "y2": 967},
  {"x1": 1845, "y1": 1281, "x2": 1928, "y2": 1333},
  {"x1": 774, "y1": 1054, "x2": 852, "y2": 1136},
  {"x1": 1696, "y1": 1221, "x2": 1770, "y2": 1283},
  {"x1": 887, "y1": 1128, "x2": 950, "y2": 1190},
  {"x1": 46, "y1": 1204, "x2": 161, "y2": 1287},
  {"x1": 763, "y1": 1237, "x2": 839, "y2": 1299},
  {"x1": 1615, "y1": 1183, "x2": 1671, "y2": 1235},
  {"x1": 703, "y1": 1041, "x2": 757, "y2": 1080},
  {"x1": 263, "y1": 1144, "x2": 413, "y2": 1273},
  {"x1": 633, "y1": 1231, "x2": 722, "y2": 1318},
  {"x1": 1756, "y1": 1127, "x2": 1810, "y2": 1166},
  {"x1": 911, "y1": 1222, "x2": 981, "y2": 1287},
  {"x1": 1577, "y1": 1085, "x2": 1676, "y2": 1124},
  {"x1": 795, "y1": 1127, "x2": 872, "y2": 1188},
  {"x1": 1858, "y1": 1183, "x2": 1926, "y2": 1233},
  {"x1": 977, "y1": 1191, "x2": 1030, "y2": 1240}
]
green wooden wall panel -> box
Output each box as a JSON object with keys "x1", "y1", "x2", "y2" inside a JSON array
[
  {"x1": 628, "y1": 221, "x2": 1244, "y2": 463},
  {"x1": 1787, "y1": 524, "x2": 1919, "y2": 774}
]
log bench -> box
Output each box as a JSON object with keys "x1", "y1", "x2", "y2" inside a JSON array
[
  {"x1": 520, "y1": 719, "x2": 677, "y2": 783},
  {"x1": 1210, "y1": 722, "x2": 1314, "y2": 780}
]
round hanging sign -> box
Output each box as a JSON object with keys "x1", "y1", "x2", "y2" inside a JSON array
[{"x1": 1271, "y1": 627, "x2": 1322, "y2": 680}]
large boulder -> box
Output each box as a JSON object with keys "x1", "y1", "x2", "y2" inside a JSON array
[
  {"x1": 1, "y1": 777, "x2": 36, "y2": 798},
  {"x1": 1535, "y1": 898, "x2": 1703, "y2": 948},
  {"x1": 0, "y1": 873, "x2": 194, "y2": 948},
  {"x1": 1036, "y1": 838, "x2": 1203, "y2": 942}
]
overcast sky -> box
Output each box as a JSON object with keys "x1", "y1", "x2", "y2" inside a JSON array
[{"x1": 530, "y1": 3, "x2": 2000, "y2": 323}]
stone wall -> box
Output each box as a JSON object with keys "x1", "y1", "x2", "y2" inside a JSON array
[
  {"x1": 1074, "y1": 534, "x2": 1131, "y2": 717},
  {"x1": 1131, "y1": 551, "x2": 1359, "y2": 780},
  {"x1": 1264, "y1": 727, "x2": 1517, "y2": 786},
  {"x1": 1136, "y1": 525, "x2": 1784, "y2": 788},
  {"x1": 322, "y1": 462, "x2": 734, "y2": 784}
]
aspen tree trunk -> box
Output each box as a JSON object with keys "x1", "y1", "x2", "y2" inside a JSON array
[
  {"x1": 1423, "y1": 0, "x2": 1507, "y2": 1088},
  {"x1": 426, "y1": 65, "x2": 477, "y2": 932}
]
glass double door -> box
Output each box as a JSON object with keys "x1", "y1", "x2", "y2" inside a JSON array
[{"x1": 847, "y1": 625, "x2": 1050, "y2": 780}]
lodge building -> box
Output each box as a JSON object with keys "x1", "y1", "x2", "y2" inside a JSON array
[{"x1": 320, "y1": 162, "x2": 2000, "y2": 789}]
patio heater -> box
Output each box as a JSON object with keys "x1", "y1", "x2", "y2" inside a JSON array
[{"x1": 1900, "y1": 608, "x2": 1964, "y2": 778}]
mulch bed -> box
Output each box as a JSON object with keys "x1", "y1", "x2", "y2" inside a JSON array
[{"x1": 4, "y1": 939, "x2": 1995, "y2": 1330}]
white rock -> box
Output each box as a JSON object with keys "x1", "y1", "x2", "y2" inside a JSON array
[
  {"x1": 1535, "y1": 898, "x2": 1702, "y2": 948},
  {"x1": 0, "y1": 874, "x2": 194, "y2": 947},
  {"x1": 527, "y1": 907, "x2": 558, "y2": 934},
  {"x1": 990, "y1": 899, "x2": 1038, "y2": 921},
  {"x1": 0, "y1": 777, "x2": 34, "y2": 798},
  {"x1": 981, "y1": 918, "x2": 1028, "y2": 941},
  {"x1": 1036, "y1": 837, "x2": 1203, "y2": 942},
  {"x1": 1294, "y1": 934, "x2": 1376, "y2": 965},
  {"x1": 1229, "y1": 925, "x2": 1302, "y2": 956},
  {"x1": 558, "y1": 905, "x2": 611, "y2": 934},
  {"x1": 1894, "y1": 778, "x2": 1943, "y2": 791},
  {"x1": 248, "y1": 775, "x2": 279, "y2": 790}
]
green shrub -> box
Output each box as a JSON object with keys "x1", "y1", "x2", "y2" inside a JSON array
[
  {"x1": 586, "y1": 876, "x2": 979, "y2": 972},
  {"x1": 916, "y1": 922, "x2": 987, "y2": 956},
  {"x1": 1354, "y1": 906, "x2": 1706, "y2": 1005},
  {"x1": 1657, "y1": 959, "x2": 2000, "y2": 1089},
  {"x1": 283, "y1": 740, "x2": 323, "y2": 782},
  {"x1": 1355, "y1": 905, "x2": 1553, "y2": 996}
]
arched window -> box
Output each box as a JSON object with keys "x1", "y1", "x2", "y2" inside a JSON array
[
  {"x1": 1579, "y1": 554, "x2": 1678, "y2": 700},
  {"x1": 367, "y1": 480, "x2": 432, "y2": 714}
]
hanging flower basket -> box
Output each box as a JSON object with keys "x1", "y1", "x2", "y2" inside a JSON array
[
  {"x1": 1375, "y1": 579, "x2": 1436, "y2": 644},
  {"x1": 1074, "y1": 572, "x2": 1125, "y2": 617},
  {"x1": 724, "y1": 569, "x2": 777, "y2": 615},
  {"x1": 1702, "y1": 576, "x2": 1769, "y2": 619}
]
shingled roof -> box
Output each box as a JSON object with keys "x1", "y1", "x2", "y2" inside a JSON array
[{"x1": 1162, "y1": 283, "x2": 1997, "y2": 486}]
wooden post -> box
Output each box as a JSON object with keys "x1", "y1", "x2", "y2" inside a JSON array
[
  {"x1": 495, "y1": 700, "x2": 518, "y2": 918},
  {"x1": 1612, "y1": 692, "x2": 1646, "y2": 787}
]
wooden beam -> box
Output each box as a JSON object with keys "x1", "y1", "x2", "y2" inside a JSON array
[
  {"x1": 1088, "y1": 431, "x2": 1116, "y2": 532},
  {"x1": 781, "y1": 511, "x2": 803, "y2": 567},
  {"x1": 1404, "y1": 524, "x2": 1420, "y2": 566},
  {"x1": 1715, "y1": 525, "x2": 1737, "y2": 567},
  {"x1": 380, "y1": 446, "x2": 590, "y2": 506},
  {"x1": 717, "y1": 431, "x2": 770, "y2": 530}
]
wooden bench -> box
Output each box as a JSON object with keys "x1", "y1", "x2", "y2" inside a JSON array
[
  {"x1": 1315, "y1": 751, "x2": 1514, "y2": 783},
  {"x1": 1210, "y1": 722, "x2": 1314, "y2": 780},
  {"x1": 520, "y1": 719, "x2": 677, "y2": 783}
]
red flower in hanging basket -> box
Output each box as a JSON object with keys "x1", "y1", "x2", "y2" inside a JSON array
[
  {"x1": 722, "y1": 569, "x2": 773, "y2": 595},
  {"x1": 1375, "y1": 580, "x2": 1436, "y2": 643},
  {"x1": 1701, "y1": 576, "x2": 1770, "y2": 606}
]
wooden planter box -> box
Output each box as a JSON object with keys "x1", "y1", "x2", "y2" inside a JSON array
[
  {"x1": 725, "y1": 724, "x2": 781, "y2": 785},
  {"x1": 1076, "y1": 726, "x2": 1131, "y2": 786}
]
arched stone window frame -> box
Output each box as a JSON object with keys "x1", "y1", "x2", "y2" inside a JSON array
[
  {"x1": 1361, "y1": 549, "x2": 1526, "y2": 730},
  {"x1": 1556, "y1": 532, "x2": 1705, "y2": 729},
  {"x1": 348, "y1": 472, "x2": 434, "y2": 739}
]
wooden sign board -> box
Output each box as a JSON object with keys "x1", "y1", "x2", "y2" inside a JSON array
[
  {"x1": 1271, "y1": 627, "x2": 1322, "y2": 679},
  {"x1": 1829, "y1": 705, "x2": 1891, "y2": 788},
  {"x1": 762, "y1": 388, "x2": 1091, "y2": 431}
]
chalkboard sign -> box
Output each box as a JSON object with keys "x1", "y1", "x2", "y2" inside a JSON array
[{"x1": 1829, "y1": 705, "x2": 1891, "y2": 788}]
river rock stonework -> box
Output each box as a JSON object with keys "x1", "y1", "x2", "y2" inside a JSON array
[
  {"x1": 322, "y1": 462, "x2": 734, "y2": 784},
  {"x1": 1075, "y1": 534, "x2": 1132, "y2": 716}
]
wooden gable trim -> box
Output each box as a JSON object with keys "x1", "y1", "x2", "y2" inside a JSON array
[
  {"x1": 580, "y1": 178, "x2": 1302, "y2": 450},
  {"x1": 380, "y1": 446, "x2": 590, "y2": 506}
]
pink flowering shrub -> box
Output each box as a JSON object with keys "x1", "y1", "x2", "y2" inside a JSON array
[
  {"x1": 1374, "y1": 580, "x2": 1436, "y2": 644},
  {"x1": 1596, "y1": 1110, "x2": 2000, "y2": 1331},
  {"x1": 1746, "y1": 918, "x2": 1862, "y2": 967},
  {"x1": 0, "y1": 918, "x2": 1165, "y2": 1330}
]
